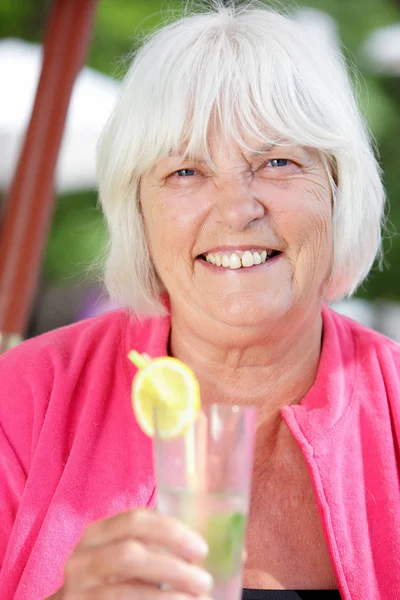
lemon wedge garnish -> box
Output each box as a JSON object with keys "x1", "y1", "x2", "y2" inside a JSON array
[{"x1": 128, "y1": 351, "x2": 201, "y2": 439}]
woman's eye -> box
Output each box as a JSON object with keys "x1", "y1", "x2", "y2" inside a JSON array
[
  {"x1": 174, "y1": 168, "x2": 196, "y2": 177},
  {"x1": 257, "y1": 157, "x2": 300, "y2": 178},
  {"x1": 267, "y1": 158, "x2": 290, "y2": 168}
]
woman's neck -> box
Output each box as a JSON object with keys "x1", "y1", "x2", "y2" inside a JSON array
[{"x1": 169, "y1": 304, "x2": 324, "y2": 431}]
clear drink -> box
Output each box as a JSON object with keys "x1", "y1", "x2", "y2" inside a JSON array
[
  {"x1": 154, "y1": 404, "x2": 256, "y2": 600},
  {"x1": 158, "y1": 488, "x2": 247, "y2": 599}
]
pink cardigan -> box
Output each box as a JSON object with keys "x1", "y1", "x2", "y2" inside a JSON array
[{"x1": 0, "y1": 307, "x2": 399, "y2": 599}]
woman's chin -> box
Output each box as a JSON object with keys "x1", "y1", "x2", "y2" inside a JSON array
[{"x1": 205, "y1": 293, "x2": 294, "y2": 329}]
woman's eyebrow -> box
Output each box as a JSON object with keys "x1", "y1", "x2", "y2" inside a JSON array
[
  {"x1": 248, "y1": 144, "x2": 278, "y2": 157},
  {"x1": 167, "y1": 154, "x2": 208, "y2": 164},
  {"x1": 247, "y1": 143, "x2": 310, "y2": 157},
  {"x1": 248, "y1": 145, "x2": 313, "y2": 160},
  {"x1": 150, "y1": 155, "x2": 207, "y2": 175}
]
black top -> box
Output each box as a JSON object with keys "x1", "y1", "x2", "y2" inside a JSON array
[{"x1": 243, "y1": 590, "x2": 341, "y2": 599}]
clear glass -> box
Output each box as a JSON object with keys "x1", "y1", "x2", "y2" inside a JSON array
[{"x1": 153, "y1": 404, "x2": 257, "y2": 600}]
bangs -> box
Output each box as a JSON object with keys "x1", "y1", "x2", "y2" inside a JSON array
[{"x1": 130, "y1": 12, "x2": 347, "y2": 174}]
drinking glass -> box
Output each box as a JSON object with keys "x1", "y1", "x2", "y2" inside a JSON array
[{"x1": 153, "y1": 403, "x2": 257, "y2": 600}]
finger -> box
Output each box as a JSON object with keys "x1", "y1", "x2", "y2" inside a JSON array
[
  {"x1": 69, "y1": 582, "x2": 213, "y2": 600},
  {"x1": 68, "y1": 540, "x2": 213, "y2": 596},
  {"x1": 81, "y1": 510, "x2": 208, "y2": 562}
]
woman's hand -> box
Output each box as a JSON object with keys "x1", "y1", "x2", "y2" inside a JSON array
[{"x1": 51, "y1": 509, "x2": 213, "y2": 599}]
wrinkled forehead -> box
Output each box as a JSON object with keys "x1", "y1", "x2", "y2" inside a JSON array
[{"x1": 148, "y1": 122, "x2": 325, "y2": 174}]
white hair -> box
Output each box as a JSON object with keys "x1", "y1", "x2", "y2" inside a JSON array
[{"x1": 97, "y1": 0, "x2": 385, "y2": 317}]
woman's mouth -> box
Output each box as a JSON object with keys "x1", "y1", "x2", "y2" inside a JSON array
[{"x1": 198, "y1": 249, "x2": 282, "y2": 270}]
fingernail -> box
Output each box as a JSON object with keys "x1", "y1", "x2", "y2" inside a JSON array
[
  {"x1": 184, "y1": 533, "x2": 209, "y2": 557},
  {"x1": 190, "y1": 566, "x2": 213, "y2": 592}
]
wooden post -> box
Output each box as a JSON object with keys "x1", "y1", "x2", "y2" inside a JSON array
[{"x1": 0, "y1": 0, "x2": 99, "y2": 353}]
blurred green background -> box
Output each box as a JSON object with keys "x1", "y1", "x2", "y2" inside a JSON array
[{"x1": 1, "y1": 0, "x2": 400, "y2": 330}]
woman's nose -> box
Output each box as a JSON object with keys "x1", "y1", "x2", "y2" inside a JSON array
[{"x1": 213, "y1": 178, "x2": 265, "y2": 232}]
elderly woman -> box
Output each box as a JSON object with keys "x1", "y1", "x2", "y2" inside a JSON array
[{"x1": 1, "y1": 2, "x2": 399, "y2": 599}]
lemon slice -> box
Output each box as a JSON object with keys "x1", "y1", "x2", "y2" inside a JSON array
[{"x1": 129, "y1": 351, "x2": 201, "y2": 439}]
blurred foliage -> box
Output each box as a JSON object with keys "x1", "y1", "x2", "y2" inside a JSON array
[
  {"x1": 1, "y1": 0, "x2": 400, "y2": 300},
  {"x1": 0, "y1": 0, "x2": 50, "y2": 41},
  {"x1": 42, "y1": 191, "x2": 106, "y2": 283}
]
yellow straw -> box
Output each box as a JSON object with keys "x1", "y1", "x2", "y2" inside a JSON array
[{"x1": 128, "y1": 350, "x2": 151, "y2": 369}]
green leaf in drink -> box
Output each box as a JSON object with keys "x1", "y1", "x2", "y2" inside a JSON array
[{"x1": 204, "y1": 512, "x2": 246, "y2": 579}]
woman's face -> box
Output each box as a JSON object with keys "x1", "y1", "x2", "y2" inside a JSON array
[{"x1": 140, "y1": 139, "x2": 333, "y2": 329}]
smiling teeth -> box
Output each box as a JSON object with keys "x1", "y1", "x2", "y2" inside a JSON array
[
  {"x1": 229, "y1": 254, "x2": 241, "y2": 269},
  {"x1": 241, "y1": 251, "x2": 253, "y2": 267},
  {"x1": 205, "y1": 250, "x2": 274, "y2": 269}
]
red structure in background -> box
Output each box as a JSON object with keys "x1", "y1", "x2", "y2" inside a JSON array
[{"x1": 0, "y1": 0, "x2": 99, "y2": 353}]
